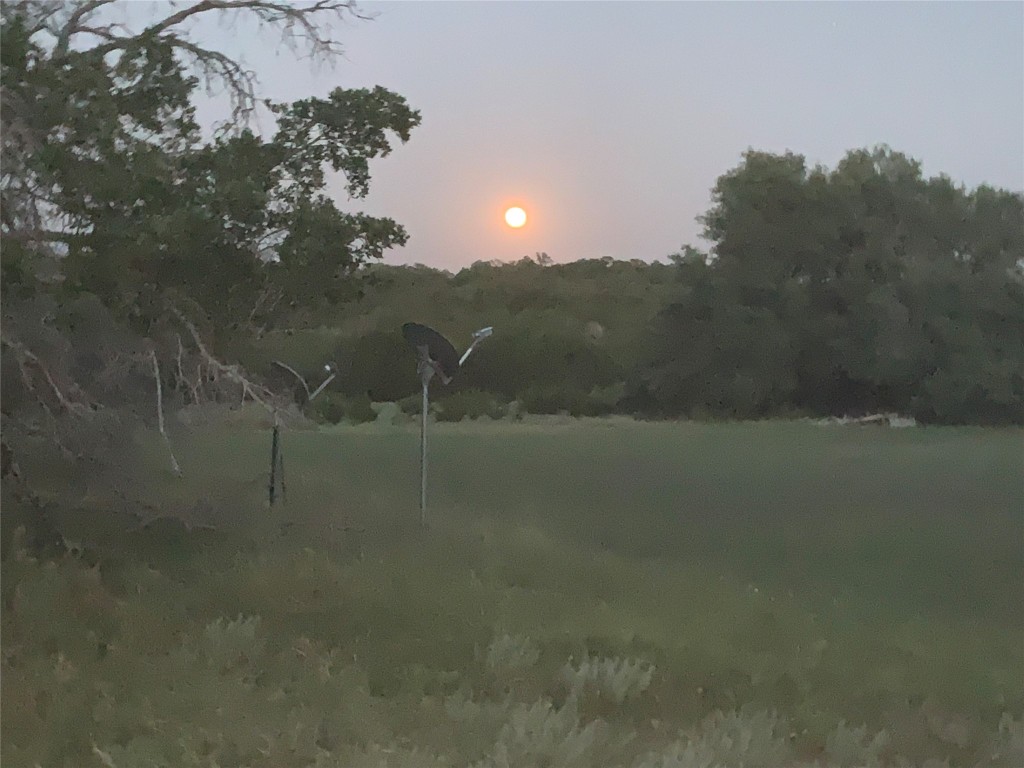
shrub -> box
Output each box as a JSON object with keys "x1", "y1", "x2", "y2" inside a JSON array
[
  {"x1": 372, "y1": 401, "x2": 409, "y2": 426},
  {"x1": 437, "y1": 389, "x2": 507, "y2": 422},
  {"x1": 397, "y1": 393, "x2": 422, "y2": 416},
  {"x1": 519, "y1": 385, "x2": 584, "y2": 416},
  {"x1": 636, "y1": 709, "x2": 793, "y2": 768},
  {"x1": 486, "y1": 633, "x2": 540, "y2": 674},
  {"x1": 312, "y1": 392, "x2": 347, "y2": 424},
  {"x1": 313, "y1": 393, "x2": 376, "y2": 425},
  {"x1": 559, "y1": 656, "x2": 654, "y2": 704},
  {"x1": 474, "y1": 697, "x2": 605, "y2": 768},
  {"x1": 825, "y1": 720, "x2": 890, "y2": 767}
]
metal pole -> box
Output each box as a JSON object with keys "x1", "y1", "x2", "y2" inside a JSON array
[
  {"x1": 269, "y1": 422, "x2": 280, "y2": 506},
  {"x1": 420, "y1": 379, "x2": 428, "y2": 527}
]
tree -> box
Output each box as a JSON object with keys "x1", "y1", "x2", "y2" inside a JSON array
[
  {"x1": 0, "y1": 0, "x2": 420, "y2": 514},
  {"x1": 641, "y1": 146, "x2": 1024, "y2": 423}
]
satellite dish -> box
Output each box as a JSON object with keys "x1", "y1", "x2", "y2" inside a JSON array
[
  {"x1": 401, "y1": 322, "x2": 493, "y2": 527},
  {"x1": 402, "y1": 322, "x2": 460, "y2": 384}
]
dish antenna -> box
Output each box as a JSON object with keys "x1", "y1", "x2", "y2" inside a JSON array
[
  {"x1": 267, "y1": 360, "x2": 339, "y2": 506},
  {"x1": 402, "y1": 323, "x2": 493, "y2": 526}
]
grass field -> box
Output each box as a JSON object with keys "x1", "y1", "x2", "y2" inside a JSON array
[{"x1": 3, "y1": 416, "x2": 1022, "y2": 767}]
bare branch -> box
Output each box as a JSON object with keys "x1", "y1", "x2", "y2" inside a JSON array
[
  {"x1": 272, "y1": 359, "x2": 311, "y2": 401},
  {"x1": 175, "y1": 334, "x2": 188, "y2": 399},
  {"x1": 53, "y1": 0, "x2": 117, "y2": 56},
  {"x1": 0, "y1": 335, "x2": 91, "y2": 417},
  {"x1": 81, "y1": 0, "x2": 366, "y2": 123},
  {"x1": 128, "y1": 0, "x2": 365, "y2": 58},
  {"x1": 150, "y1": 349, "x2": 183, "y2": 476},
  {"x1": 169, "y1": 37, "x2": 258, "y2": 124},
  {"x1": 169, "y1": 305, "x2": 276, "y2": 412},
  {"x1": 72, "y1": 23, "x2": 125, "y2": 43}
]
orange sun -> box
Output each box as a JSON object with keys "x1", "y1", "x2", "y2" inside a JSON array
[{"x1": 504, "y1": 206, "x2": 527, "y2": 228}]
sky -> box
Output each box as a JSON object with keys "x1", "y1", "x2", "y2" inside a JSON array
[{"x1": 185, "y1": 1, "x2": 1023, "y2": 271}]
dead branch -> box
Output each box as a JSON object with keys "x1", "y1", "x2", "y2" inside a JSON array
[
  {"x1": 172, "y1": 37, "x2": 258, "y2": 123},
  {"x1": 53, "y1": 0, "x2": 117, "y2": 56},
  {"x1": 150, "y1": 349, "x2": 183, "y2": 476},
  {"x1": 169, "y1": 306, "x2": 275, "y2": 412},
  {"x1": 1, "y1": 335, "x2": 91, "y2": 417},
  {"x1": 193, "y1": 363, "x2": 205, "y2": 404},
  {"x1": 172, "y1": 334, "x2": 202, "y2": 405},
  {"x1": 175, "y1": 334, "x2": 187, "y2": 399},
  {"x1": 74, "y1": 0, "x2": 368, "y2": 123}
]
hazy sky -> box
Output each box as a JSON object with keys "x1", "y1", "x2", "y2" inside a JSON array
[{"x1": 190, "y1": 1, "x2": 1023, "y2": 270}]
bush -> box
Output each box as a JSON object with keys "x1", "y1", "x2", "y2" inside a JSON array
[
  {"x1": 371, "y1": 401, "x2": 411, "y2": 426},
  {"x1": 312, "y1": 393, "x2": 347, "y2": 424},
  {"x1": 559, "y1": 656, "x2": 654, "y2": 704},
  {"x1": 519, "y1": 385, "x2": 584, "y2": 416},
  {"x1": 312, "y1": 393, "x2": 376, "y2": 425},
  {"x1": 397, "y1": 393, "x2": 422, "y2": 416},
  {"x1": 342, "y1": 394, "x2": 377, "y2": 424},
  {"x1": 436, "y1": 389, "x2": 507, "y2": 421},
  {"x1": 516, "y1": 383, "x2": 629, "y2": 418},
  {"x1": 486, "y1": 633, "x2": 540, "y2": 674}
]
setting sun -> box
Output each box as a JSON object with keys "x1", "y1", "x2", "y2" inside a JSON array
[{"x1": 504, "y1": 206, "x2": 527, "y2": 228}]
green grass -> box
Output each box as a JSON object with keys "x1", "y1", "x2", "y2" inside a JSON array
[{"x1": 3, "y1": 417, "x2": 1022, "y2": 766}]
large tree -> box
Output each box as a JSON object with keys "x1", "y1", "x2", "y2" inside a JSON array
[
  {"x1": 640, "y1": 147, "x2": 1024, "y2": 423},
  {"x1": 0, "y1": 0, "x2": 420, "y2": 503}
]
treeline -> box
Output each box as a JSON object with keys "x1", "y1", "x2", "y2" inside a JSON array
[
  {"x1": 246, "y1": 148, "x2": 1024, "y2": 426},
  {"x1": 641, "y1": 148, "x2": 1024, "y2": 424},
  {"x1": 237, "y1": 257, "x2": 678, "y2": 420},
  {"x1": 2, "y1": 0, "x2": 1020, "y2": 440}
]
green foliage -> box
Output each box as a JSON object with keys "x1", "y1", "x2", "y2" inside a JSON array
[
  {"x1": 641, "y1": 709, "x2": 795, "y2": 768},
  {"x1": 0, "y1": 2, "x2": 423, "y2": 510},
  {"x1": 312, "y1": 392, "x2": 376, "y2": 425},
  {"x1": 345, "y1": 394, "x2": 379, "y2": 424},
  {"x1": 2, "y1": 0, "x2": 420, "y2": 342},
  {"x1": 640, "y1": 147, "x2": 1024, "y2": 424},
  {"x1": 436, "y1": 389, "x2": 507, "y2": 421},
  {"x1": 232, "y1": 256, "x2": 679, "y2": 419},
  {"x1": 486, "y1": 633, "x2": 541, "y2": 674},
  {"x1": 560, "y1": 656, "x2": 655, "y2": 705},
  {"x1": 4, "y1": 482, "x2": 1021, "y2": 768},
  {"x1": 245, "y1": 170, "x2": 1019, "y2": 425}
]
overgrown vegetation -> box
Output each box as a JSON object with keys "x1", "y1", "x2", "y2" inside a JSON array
[
  {"x1": 233, "y1": 151, "x2": 1024, "y2": 427},
  {"x1": 3, "y1": 419, "x2": 1021, "y2": 767},
  {"x1": 1, "y1": 0, "x2": 419, "y2": 496}
]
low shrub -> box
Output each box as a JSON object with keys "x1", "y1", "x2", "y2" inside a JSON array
[{"x1": 437, "y1": 389, "x2": 507, "y2": 422}]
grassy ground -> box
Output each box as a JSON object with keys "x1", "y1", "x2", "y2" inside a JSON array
[{"x1": 3, "y1": 416, "x2": 1022, "y2": 766}]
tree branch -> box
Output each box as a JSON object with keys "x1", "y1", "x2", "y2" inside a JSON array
[
  {"x1": 1, "y1": 335, "x2": 91, "y2": 417},
  {"x1": 53, "y1": 0, "x2": 117, "y2": 56},
  {"x1": 150, "y1": 349, "x2": 183, "y2": 476},
  {"x1": 80, "y1": 0, "x2": 366, "y2": 123},
  {"x1": 1, "y1": 1, "x2": 63, "y2": 37},
  {"x1": 169, "y1": 306, "x2": 276, "y2": 412}
]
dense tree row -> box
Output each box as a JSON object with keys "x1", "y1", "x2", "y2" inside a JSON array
[
  {"x1": 641, "y1": 148, "x2": 1024, "y2": 424},
  {"x1": 245, "y1": 147, "x2": 1024, "y2": 426},
  {"x1": 3, "y1": 1, "x2": 1021, "y2": 484},
  {"x1": 238, "y1": 148, "x2": 1022, "y2": 426}
]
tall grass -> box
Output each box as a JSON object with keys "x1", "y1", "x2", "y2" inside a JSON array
[{"x1": 3, "y1": 418, "x2": 1021, "y2": 766}]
